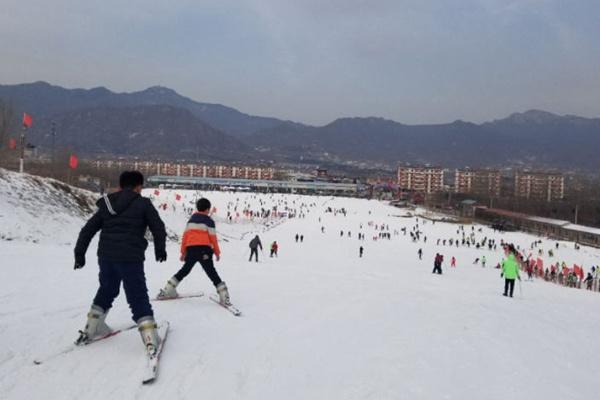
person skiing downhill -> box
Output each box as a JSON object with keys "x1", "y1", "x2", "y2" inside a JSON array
[
  {"x1": 157, "y1": 198, "x2": 231, "y2": 305},
  {"x1": 73, "y1": 171, "x2": 167, "y2": 356},
  {"x1": 270, "y1": 241, "x2": 279, "y2": 257},
  {"x1": 249, "y1": 235, "x2": 262, "y2": 262},
  {"x1": 418, "y1": 248, "x2": 423, "y2": 260},
  {"x1": 501, "y1": 245, "x2": 521, "y2": 297},
  {"x1": 451, "y1": 256, "x2": 456, "y2": 268},
  {"x1": 359, "y1": 246, "x2": 364, "y2": 258}
]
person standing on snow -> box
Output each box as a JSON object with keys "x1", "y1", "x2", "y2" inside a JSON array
[
  {"x1": 432, "y1": 253, "x2": 443, "y2": 274},
  {"x1": 451, "y1": 256, "x2": 456, "y2": 268},
  {"x1": 73, "y1": 171, "x2": 167, "y2": 356},
  {"x1": 359, "y1": 246, "x2": 364, "y2": 258},
  {"x1": 270, "y1": 241, "x2": 279, "y2": 257},
  {"x1": 418, "y1": 248, "x2": 423, "y2": 260},
  {"x1": 249, "y1": 235, "x2": 262, "y2": 262},
  {"x1": 157, "y1": 198, "x2": 231, "y2": 305},
  {"x1": 501, "y1": 245, "x2": 521, "y2": 297}
]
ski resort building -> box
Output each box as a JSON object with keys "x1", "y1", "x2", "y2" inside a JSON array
[
  {"x1": 474, "y1": 207, "x2": 600, "y2": 247},
  {"x1": 455, "y1": 169, "x2": 501, "y2": 197},
  {"x1": 147, "y1": 175, "x2": 362, "y2": 195},
  {"x1": 397, "y1": 165, "x2": 444, "y2": 194},
  {"x1": 93, "y1": 160, "x2": 277, "y2": 180},
  {"x1": 514, "y1": 171, "x2": 564, "y2": 202}
]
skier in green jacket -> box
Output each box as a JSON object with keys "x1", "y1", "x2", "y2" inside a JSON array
[{"x1": 501, "y1": 245, "x2": 521, "y2": 297}]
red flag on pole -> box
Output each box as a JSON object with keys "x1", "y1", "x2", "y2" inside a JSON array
[
  {"x1": 8, "y1": 138, "x2": 17, "y2": 150},
  {"x1": 22, "y1": 113, "x2": 33, "y2": 128},
  {"x1": 69, "y1": 154, "x2": 78, "y2": 169}
]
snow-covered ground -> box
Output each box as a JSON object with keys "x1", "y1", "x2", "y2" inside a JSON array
[
  {"x1": 0, "y1": 168, "x2": 96, "y2": 244},
  {"x1": 1, "y1": 178, "x2": 600, "y2": 399}
]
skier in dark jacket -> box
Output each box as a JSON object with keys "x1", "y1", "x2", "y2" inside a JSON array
[
  {"x1": 432, "y1": 253, "x2": 443, "y2": 274},
  {"x1": 73, "y1": 171, "x2": 167, "y2": 356},
  {"x1": 249, "y1": 235, "x2": 262, "y2": 262}
]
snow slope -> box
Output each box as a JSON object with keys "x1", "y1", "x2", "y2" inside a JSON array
[
  {"x1": 0, "y1": 168, "x2": 96, "y2": 244},
  {"x1": 1, "y1": 183, "x2": 600, "y2": 400}
]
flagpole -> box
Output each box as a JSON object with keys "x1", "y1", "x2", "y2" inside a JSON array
[{"x1": 19, "y1": 124, "x2": 26, "y2": 173}]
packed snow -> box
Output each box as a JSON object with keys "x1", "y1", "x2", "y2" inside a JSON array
[{"x1": 1, "y1": 178, "x2": 600, "y2": 399}]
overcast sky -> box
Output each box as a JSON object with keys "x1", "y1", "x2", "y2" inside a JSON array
[{"x1": 1, "y1": 0, "x2": 599, "y2": 125}]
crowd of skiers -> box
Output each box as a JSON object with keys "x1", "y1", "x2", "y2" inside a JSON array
[{"x1": 73, "y1": 170, "x2": 598, "y2": 364}]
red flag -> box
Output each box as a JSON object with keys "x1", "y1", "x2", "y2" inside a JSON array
[
  {"x1": 574, "y1": 264, "x2": 584, "y2": 279},
  {"x1": 175, "y1": 194, "x2": 181, "y2": 201},
  {"x1": 153, "y1": 189, "x2": 160, "y2": 196},
  {"x1": 8, "y1": 138, "x2": 17, "y2": 150},
  {"x1": 22, "y1": 113, "x2": 32, "y2": 128},
  {"x1": 69, "y1": 154, "x2": 78, "y2": 169}
]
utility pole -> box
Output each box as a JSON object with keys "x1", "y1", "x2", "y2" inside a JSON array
[{"x1": 574, "y1": 204, "x2": 579, "y2": 225}]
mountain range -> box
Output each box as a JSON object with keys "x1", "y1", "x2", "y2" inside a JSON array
[{"x1": 1, "y1": 81, "x2": 599, "y2": 171}]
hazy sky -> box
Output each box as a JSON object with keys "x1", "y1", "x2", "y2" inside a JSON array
[{"x1": 1, "y1": 0, "x2": 599, "y2": 125}]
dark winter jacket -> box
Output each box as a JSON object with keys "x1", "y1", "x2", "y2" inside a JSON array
[
  {"x1": 74, "y1": 189, "x2": 166, "y2": 263},
  {"x1": 249, "y1": 236, "x2": 262, "y2": 250}
]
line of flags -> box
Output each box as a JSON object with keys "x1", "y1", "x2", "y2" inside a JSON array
[{"x1": 4, "y1": 112, "x2": 79, "y2": 170}]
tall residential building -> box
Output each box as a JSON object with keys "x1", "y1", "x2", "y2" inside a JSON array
[
  {"x1": 397, "y1": 165, "x2": 444, "y2": 194},
  {"x1": 455, "y1": 169, "x2": 501, "y2": 197},
  {"x1": 514, "y1": 171, "x2": 564, "y2": 202}
]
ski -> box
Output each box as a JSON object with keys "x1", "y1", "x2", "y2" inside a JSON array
[
  {"x1": 209, "y1": 295, "x2": 242, "y2": 316},
  {"x1": 153, "y1": 292, "x2": 204, "y2": 301},
  {"x1": 142, "y1": 320, "x2": 170, "y2": 385},
  {"x1": 33, "y1": 324, "x2": 137, "y2": 365}
]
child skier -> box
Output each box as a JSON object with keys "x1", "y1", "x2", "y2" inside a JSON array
[
  {"x1": 270, "y1": 241, "x2": 279, "y2": 257},
  {"x1": 158, "y1": 198, "x2": 231, "y2": 305},
  {"x1": 73, "y1": 171, "x2": 167, "y2": 355}
]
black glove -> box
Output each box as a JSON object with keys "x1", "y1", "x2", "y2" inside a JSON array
[
  {"x1": 74, "y1": 254, "x2": 85, "y2": 270},
  {"x1": 155, "y1": 249, "x2": 167, "y2": 263}
]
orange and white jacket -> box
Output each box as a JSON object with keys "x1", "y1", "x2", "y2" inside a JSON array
[{"x1": 180, "y1": 211, "x2": 221, "y2": 257}]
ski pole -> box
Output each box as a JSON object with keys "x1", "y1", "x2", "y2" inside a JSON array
[{"x1": 518, "y1": 279, "x2": 523, "y2": 298}]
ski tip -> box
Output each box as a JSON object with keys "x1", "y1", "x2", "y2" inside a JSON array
[{"x1": 159, "y1": 320, "x2": 170, "y2": 330}]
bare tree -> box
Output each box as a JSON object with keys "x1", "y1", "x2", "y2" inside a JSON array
[{"x1": 0, "y1": 99, "x2": 15, "y2": 151}]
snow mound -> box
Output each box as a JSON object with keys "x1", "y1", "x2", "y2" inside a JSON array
[{"x1": 0, "y1": 168, "x2": 96, "y2": 244}]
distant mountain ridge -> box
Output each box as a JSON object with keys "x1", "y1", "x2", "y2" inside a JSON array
[
  {"x1": 0, "y1": 81, "x2": 291, "y2": 137},
  {"x1": 1, "y1": 82, "x2": 600, "y2": 171},
  {"x1": 28, "y1": 105, "x2": 252, "y2": 161}
]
